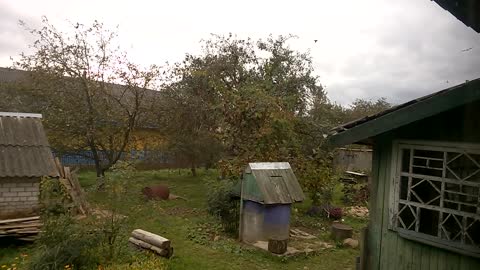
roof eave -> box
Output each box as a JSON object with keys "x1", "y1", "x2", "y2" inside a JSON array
[{"x1": 328, "y1": 79, "x2": 480, "y2": 147}]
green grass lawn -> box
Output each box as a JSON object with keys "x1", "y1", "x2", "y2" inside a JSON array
[{"x1": 0, "y1": 169, "x2": 367, "y2": 270}]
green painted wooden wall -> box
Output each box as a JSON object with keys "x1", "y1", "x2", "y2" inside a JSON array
[{"x1": 366, "y1": 135, "x2": 480, "y2": 270}]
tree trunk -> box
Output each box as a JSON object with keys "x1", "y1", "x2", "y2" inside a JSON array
[
  {"x1": 89, "y1": 142, "x2": 104, "y2": 177},
  {"x1": 191, "y1": 161, "x2": 197, "y2": 177}
]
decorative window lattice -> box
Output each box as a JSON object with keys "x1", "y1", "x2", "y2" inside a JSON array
[{"x1": 393, "y1": 143, "x2": 480, "y2": 256}]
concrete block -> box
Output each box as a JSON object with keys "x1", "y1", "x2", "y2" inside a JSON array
[
  {"x1": 10, "y1": 187, "x2": 25, "y2": 192},
  {"x1": 18, "y1": 192, "x2": 32, "y2": 197},
  {"x1": 3, "y1": 192, "x2": 18, "y2": 197},
  {"x1": 25, "y1": 187, "x2": 39, "y2": 192},
  {"x1": 27, "y1": 196, "x2": 38, "y2": 201}
]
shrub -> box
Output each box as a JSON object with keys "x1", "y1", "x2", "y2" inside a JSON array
[
  {"x1": 342, "y1": 182, "x2": 369, "y2": 206},
  {"x1": 205, "y1": 177, "x2": 240, "y2": 235},
  {"x1": 27, "y1": 215, "x2": 100, "y2": 270},
  {"x1": 295, "y1": 148, "x2": 340, "y2": 207},
  {"x1": 39, "y1": 177, "x2": 74, "y2": 216},
  {"x1": 30, "y1": 163, "x2": 137, "y2": 269},
  {"x1": 323, "y1": 205, "x2": 343, "y2": 220}
]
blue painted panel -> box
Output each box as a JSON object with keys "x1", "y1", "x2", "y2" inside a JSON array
[
  {"x1": 264, "y1": 204, "x2": 291, "y2": 225},
  {"x1": 263, "y1": 204, "x2": 291, "y2": 240},
  {"x1": 244, "y1": 200, "x2": 264, "y2": 214}
]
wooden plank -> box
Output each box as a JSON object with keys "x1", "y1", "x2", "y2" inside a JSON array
[
  {"x1": 238, "y1": 176, "x2": 244, "y2": 241},
  {"x1": 428, "y1": 246, "x2": 439, "y2": 270},
  {"x1": 420, "y1": 245, "x2": 431, "y2": 270},
  {"x1": 446, "y1": 252, "x2": 460, "y2": 270},
  {"x1": 410, "y1": 238, "x2": 422, "y2": 270},
  {"x1": 0, "y1": 223, "x2": 41, "y2": 230},
  {"x1": 367, "y1": 142, "x2": 382, "y2": 270},
  {"x1": 436, "y1": 249, "x2": 447, "y2": 270},
  {"x1": 459, "y1": 254, "x2": 480, "y2": 270},
  {"x1": 359, "y1": 227, "x2": 368, "y2": 270},
  {"x1": 370, "y1": 137, "x2": 393, "y2": 269},
  {"x1": 396, "y1": 237, "x2": 407, "y2": 270},
  {"x1": 0, "y1": 216, "x2": 40, "y2": 224},
  {"x1": 54, "y1": 157, "x2": 65, "y2": 178},
  {"x1": 397, "y1": 229, "x2": 480, "y2": 258},
  {"x1": 380, "y1": 140, "x2": 398, "y2": 270},
  {"x1": 403, "y1": 238, "x2": 413, "y2": 270}
]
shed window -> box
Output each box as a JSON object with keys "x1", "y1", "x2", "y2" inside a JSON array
[{"x1": 392, "y1": 142, "x2": 480, "y2": 257}]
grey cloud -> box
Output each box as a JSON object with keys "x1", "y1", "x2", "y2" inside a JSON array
[
  {"x1": 326, "y1": 2, "x2": 480, "y2": 106},
  {"x1": 0, "y1": 3, "x2": 40, "y2": 63}
]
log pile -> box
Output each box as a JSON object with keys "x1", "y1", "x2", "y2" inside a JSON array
[
  {"x1": 0, "y1": 216, "x2": 41, "y2": 241},
  {"x1": 129, "y1": 229, "x2": 173, "y2": 258},
  {"x1": 54, "y1": 158, "x2": 89, "y2": 215}
]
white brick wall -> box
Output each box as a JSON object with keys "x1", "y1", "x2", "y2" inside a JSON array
[{"x1": 0, "y1": 177, "x2": 41, "y2": 217}]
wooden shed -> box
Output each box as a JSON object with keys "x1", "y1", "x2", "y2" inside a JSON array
[
  {"x1": 329, "y1": 80, "x2": 480, "y2": 269},
  {"x1": 239, "y1": 162, "x2": 305, "y2": 244},
  {"x1": 0, "y1": 112, "x2": 59, "y2": 218}
]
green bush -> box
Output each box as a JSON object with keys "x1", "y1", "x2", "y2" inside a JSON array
[
  {"x1": 205, "y1": 177, "x2": 240, "y2": 235},
  {"x1": 39, "y1": 177, "x2": 74, "y2": 216},
  {"x1": 29, "y1": 163, "x2": 137, "y2": 269},
  {"x1": 27, "y1": 215, "x2": 100, "y2": 270}
]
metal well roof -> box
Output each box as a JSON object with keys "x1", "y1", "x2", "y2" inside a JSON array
[
  {"x1": 0, "y1": 112, "x2": 58, "y2": 178},
  {"x1": 242, "y1": 162, "x2": 305, "y2": 204}
]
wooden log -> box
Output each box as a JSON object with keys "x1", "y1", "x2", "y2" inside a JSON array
[
  {"x1": 268, "y1": 239, "x2": 288, "y2": 254},
  {"x1": 128, "y1": 237, "x2": 173, "y2": 258},
  {"x1": 331, "y1": 223, "x2": 353, "y2": 241},
  {"x1": 131, "y1": 229, "x2": 171, "y2": 249}
]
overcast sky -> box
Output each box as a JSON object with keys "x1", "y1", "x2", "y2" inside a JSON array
[{"x1": 1, "y1": 0, "x2": 479, "y2": 105}]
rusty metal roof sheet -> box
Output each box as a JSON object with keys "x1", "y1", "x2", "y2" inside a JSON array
[
  {"x1": 0, "y1": 113, "x2": 58, "y2": 178},
  {"x1": 242, "y1": 162, "x2": 305, "y2": 204}
]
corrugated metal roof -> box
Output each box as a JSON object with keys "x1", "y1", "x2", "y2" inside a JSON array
[
  {"x1": 0, "y1": 113, "x2": 58, "y2": 178},
  {"x1": 328, "y1": 78, "x2": 480, "y2": 146},
  {"x1": 242, "y1": 162, "x2": 305, "y2": 204},
  {"x1": 0, "y1": 146, "x2": 59, "y2": 177},
  {"x1": 0, "y1": 114, "x2": 50, "y2": 146}
]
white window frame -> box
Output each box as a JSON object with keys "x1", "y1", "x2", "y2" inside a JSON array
[{"x1": 389, "y1": 140, "x2": 480, "y2": 258}]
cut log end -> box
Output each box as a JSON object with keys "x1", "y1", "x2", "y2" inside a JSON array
[
  {"x1": 268, "y1": 239, "x2": 288, "y2": 254},
  {"x1": 331, "y1": 223, "x2": 353, "y2": 241}
]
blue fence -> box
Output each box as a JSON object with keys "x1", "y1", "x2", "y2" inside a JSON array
[{"x1": 53, "y1": 150, "x2": 173, "y2": 167}]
